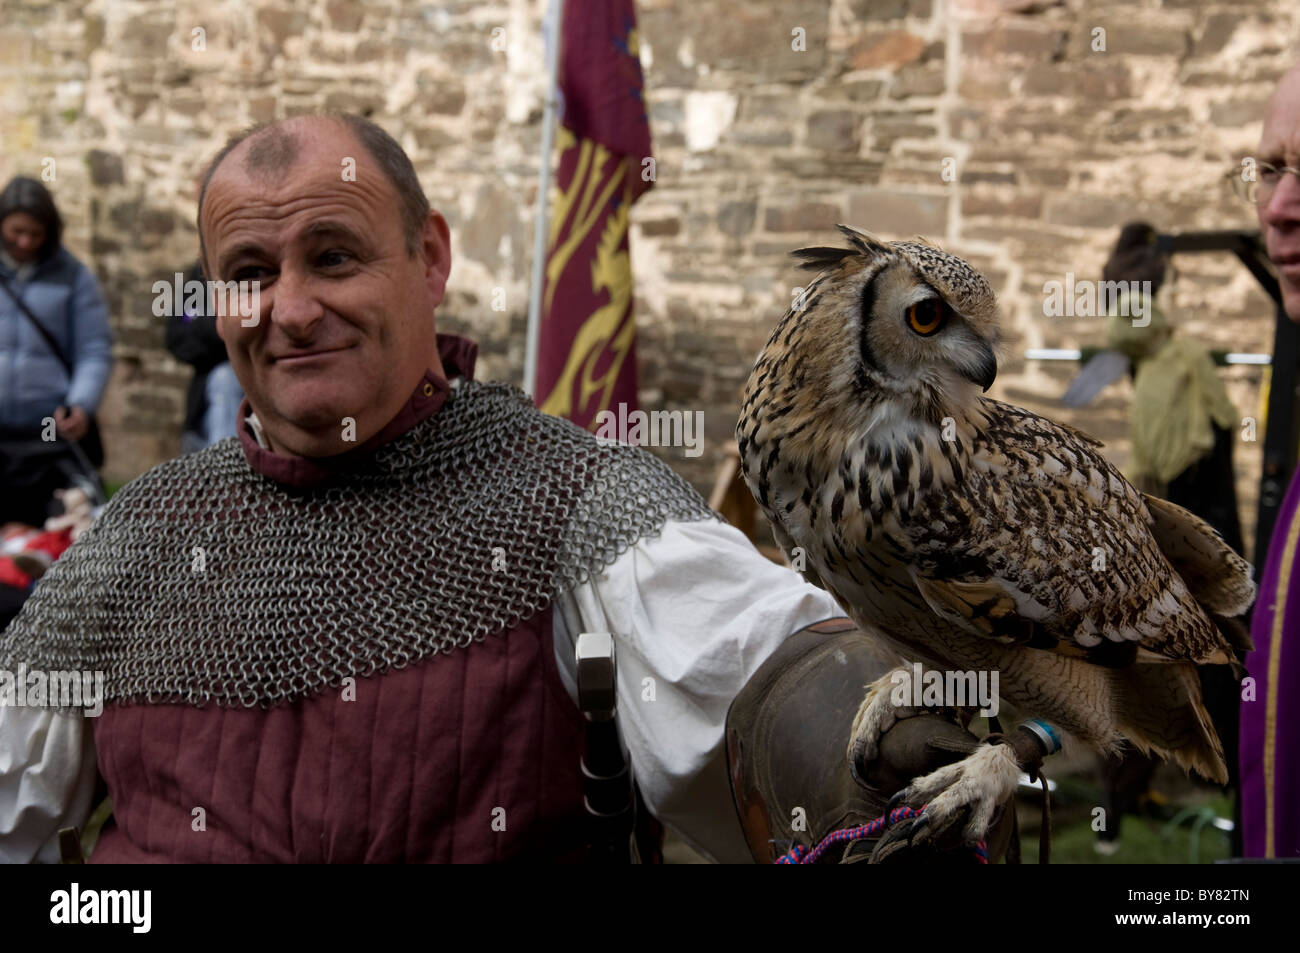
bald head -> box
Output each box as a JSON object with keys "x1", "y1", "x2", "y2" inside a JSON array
[
  {"x1": 1261, "y1": 63, "x2": 1300, "y2": 163},
  {"x1": 243, "y1": 125, "x2": 301, "y2": 176},
  {"x1": 198, "y1": 115, "x2": 430, "y2": 276}
]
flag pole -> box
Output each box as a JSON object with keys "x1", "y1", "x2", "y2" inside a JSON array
[{"x1": 523, "y1": 0, "x2": 565, "y2": 399}]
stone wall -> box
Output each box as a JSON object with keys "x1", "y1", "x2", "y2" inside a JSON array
[{"x1": 2, "y1": 0, "x2": 1296, "y2": 554}]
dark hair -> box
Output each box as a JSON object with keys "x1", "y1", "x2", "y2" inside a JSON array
[
  {"x1": 197, "y1": 114, "x2": 430, "y2": 268},
  {"x1": 1102, "y1": 221, "x2": 1167, "y2": 294},
  {"x1": 0, "y1": 176, "x2": 63, "y2": 262}
]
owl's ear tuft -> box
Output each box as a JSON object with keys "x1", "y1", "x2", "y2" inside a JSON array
[
  {"x1": 835, "y1": 223, "x2": 892, "y2": 255},
  {"x1": 791, "y1": 246, "x2": 856, "y2": 271}
]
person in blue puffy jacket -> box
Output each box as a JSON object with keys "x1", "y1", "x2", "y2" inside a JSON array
[{"x1": 0, "y1": 176, "x2": 113, "y2": 526}]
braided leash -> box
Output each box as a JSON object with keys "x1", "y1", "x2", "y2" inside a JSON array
[{"x1": 775, "y1": 805, "x2": 989, "y2": 864}]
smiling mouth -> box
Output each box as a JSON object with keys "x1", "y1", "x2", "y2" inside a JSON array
[{"x1": 272, "y1": 347, "x2": 350, "y2": 364}]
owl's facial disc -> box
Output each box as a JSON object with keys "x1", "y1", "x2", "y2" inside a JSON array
[{"x1": 858, "y1": 262, "x2": 998, "y2": 405}]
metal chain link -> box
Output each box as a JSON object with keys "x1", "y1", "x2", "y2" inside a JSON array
[{"x1": 0, "y1": 380, "x2": 719, "y2": 709}]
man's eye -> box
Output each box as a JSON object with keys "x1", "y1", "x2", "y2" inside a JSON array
[
  {"x1": 319, "y1": 250, "x2": 352, "y2": 267},
  {"x1": 233, "y1": 265, "x2": 270, "y2": 282},
  {"x1": 1259, "y1": 163, "x2": 1283, "y2": 181}
]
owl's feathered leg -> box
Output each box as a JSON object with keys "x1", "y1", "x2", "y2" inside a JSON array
[{"x1": 847, "y1": 663, "x2": 966, "y2": 765}]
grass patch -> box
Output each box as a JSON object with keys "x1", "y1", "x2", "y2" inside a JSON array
[{"x1": 1015, "y1": 773, "x2": 1233, "y2": 864}]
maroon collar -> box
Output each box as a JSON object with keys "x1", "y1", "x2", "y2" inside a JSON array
[{"x1": 237, "y1": 333, "x2": 479, "y2": 488}]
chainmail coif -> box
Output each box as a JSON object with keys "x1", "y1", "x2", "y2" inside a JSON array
[{"x1": 0, "y1": 380, "x2": 719, "y2": 709}]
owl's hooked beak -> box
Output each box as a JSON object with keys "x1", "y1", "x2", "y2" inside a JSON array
[{"x1": 960, "y1": 341, "x2": 998, "y2": 392}]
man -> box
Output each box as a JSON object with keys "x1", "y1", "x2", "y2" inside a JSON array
[
  {"x1": 0, "y1": 114, "x2": 847, "y2": 863},
  {"x1": 1240, "y1": 62, "x2": 1300, "y2": 860}
]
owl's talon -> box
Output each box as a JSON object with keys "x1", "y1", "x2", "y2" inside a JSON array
[
  {"x1": 907, "y1": 813, "x2": 930, "y2": 847},
  {"x1": 895, "y1": 741, "x2": 1021, "y2": 846}
]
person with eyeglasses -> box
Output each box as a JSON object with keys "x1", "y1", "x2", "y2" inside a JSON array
[{"x1": 1238, "y1": 63, "x2": 1300, "y2": 860}]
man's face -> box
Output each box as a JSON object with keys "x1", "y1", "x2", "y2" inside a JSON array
[
  {"x1": 1258, "y1": 66, "x2": 1300, "y2": 322},
  {"x1": 200, "y1": 120, "x2": 451, "y2": 457},
  {"x1": 1, "y1": 212, "x2": 46, "y2": 263}
]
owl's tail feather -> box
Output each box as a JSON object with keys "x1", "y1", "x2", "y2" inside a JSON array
[
  {"x1": 1110, "y1": 661, "x2": 1228, "y2": 784},
  {"x1": 1143, "y1": 493, "x2": 1256, "y2": 620}
]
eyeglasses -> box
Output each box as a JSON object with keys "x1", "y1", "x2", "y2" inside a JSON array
[{"x1": 1228, "y1": 161, "x2": 1300, "y2": 205}]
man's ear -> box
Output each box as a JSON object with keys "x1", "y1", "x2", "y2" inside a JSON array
[
  {"x1": 210, "y1": 267, "x2": 229, "y2": 344},
  {"x1": 421, "y1": 210, "x2": 453, "y2": 308}
]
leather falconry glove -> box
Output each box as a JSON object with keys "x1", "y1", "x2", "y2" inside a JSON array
[{"x1": 726, "y1": 618, "x2": 1018, "y2": 864}]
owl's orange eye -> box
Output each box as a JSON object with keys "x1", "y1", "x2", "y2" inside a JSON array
[{"x1": 906, "y1": 299, "x2": 946, "y2": 336}]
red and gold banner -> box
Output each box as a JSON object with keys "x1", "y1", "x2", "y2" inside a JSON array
[{"x1": 535, "y1": 0, "x2": 652, "y2": 431}]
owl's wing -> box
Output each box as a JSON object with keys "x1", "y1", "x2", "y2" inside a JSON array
[
  {"x1": 905, "y1": 400, "x2": 1243, "y2": 666},
  {"x1": 1141, "y1": 493, "x2": 1254, "y2": 619},
  {"x1": 908, "y1": 573, "x2": 1036, "y2": 644}
]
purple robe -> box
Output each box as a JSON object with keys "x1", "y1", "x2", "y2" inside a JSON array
[{"x1": 1241, "y1": 465, "x2": 1300, "y2": 857}]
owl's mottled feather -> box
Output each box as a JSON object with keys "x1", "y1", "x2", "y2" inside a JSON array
[
  {"x1": 905, "y1": 400, "x2": 1236, "y2": 665},
  {"x1": 738, "y1": 225, "x2": 1255, "y2": 785}
]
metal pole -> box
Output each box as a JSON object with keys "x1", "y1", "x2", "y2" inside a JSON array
[
  {"x1": 523, "y1": 0, "x2": 565, "y2": 399},
  {"x1": 1024, "y1": 348, "x2": 1270, "y2": 365}
]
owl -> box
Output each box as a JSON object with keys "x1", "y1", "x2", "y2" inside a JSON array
[{"x1": 736, "y1": 225, "x2": 1255, "y2": 847}]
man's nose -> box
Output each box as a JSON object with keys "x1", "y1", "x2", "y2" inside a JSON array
[
  {"x1": 1262, "y1": 170, "x2": 1300, "y2": 230},
  {"x1": 268, "y1": 267, "x2": 325, "y2": 336}
]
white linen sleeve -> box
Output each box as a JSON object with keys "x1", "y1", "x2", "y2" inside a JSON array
[
  {"x1": 0, "y1": 705, "x2": 98, "y2": 863},
  {"x1": 554, "y1": 517, "x2": 843, "y2": 864}
]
